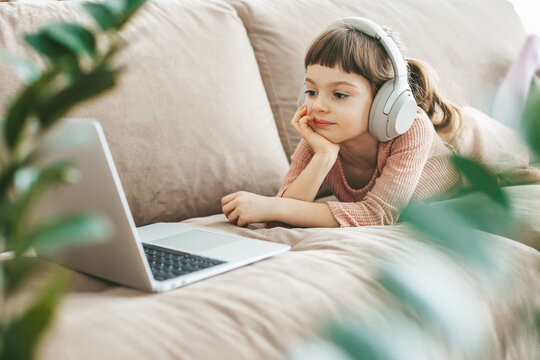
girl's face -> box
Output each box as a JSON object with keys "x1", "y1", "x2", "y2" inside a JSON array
[{"x1": 304, "y1": 64, "x2": 374, "y2": 144}]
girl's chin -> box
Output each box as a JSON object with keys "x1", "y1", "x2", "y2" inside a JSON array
[{"x1": 313, "y1": 129, "x2": 338, "y2": 143}]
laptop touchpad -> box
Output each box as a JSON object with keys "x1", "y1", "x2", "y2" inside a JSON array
[{"x1": 150, "y1": 230, "x2": 240, "y2": 252}]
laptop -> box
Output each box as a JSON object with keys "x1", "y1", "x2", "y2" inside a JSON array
[{"x1": 32, "y1": 119, "x2": 290, "y2": 292}]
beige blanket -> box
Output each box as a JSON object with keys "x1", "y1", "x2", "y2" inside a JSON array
[{"x1": 11, "y1": 184, "x2": 536, "y2": 359}]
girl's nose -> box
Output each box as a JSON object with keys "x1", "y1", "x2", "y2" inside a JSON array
[{"x1": 311, "y1": 97, "x2": 329, "y2": 113}]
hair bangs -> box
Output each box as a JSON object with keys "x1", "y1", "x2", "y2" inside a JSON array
[{"x1": 305, "y1": 28, "x2": 366, "y2": 75}]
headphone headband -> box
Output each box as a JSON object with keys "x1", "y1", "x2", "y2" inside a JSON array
[{"x1": 329, "y1": 17, "x2": 408, "y2": 81}]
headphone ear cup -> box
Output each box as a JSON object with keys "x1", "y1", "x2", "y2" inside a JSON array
[
  {"x1": 387, "y1": 90, "x2": 417, "y2": 138},
  {"x1": 368, "y1": 81, "x2": 417, "y2": 141},
  {"x1": 368, "y1": 80, "x2": 394, "y2": 142},
  {"x1": 297, "y1": 82, "x2": 306, "y2": 108}
]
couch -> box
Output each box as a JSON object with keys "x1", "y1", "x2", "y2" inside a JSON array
[{"x1": 1, "y1": 0, "x2": 539, "y2": 358}]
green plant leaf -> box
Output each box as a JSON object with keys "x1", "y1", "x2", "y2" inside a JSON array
[
  {"x1": 400, "y1": 202, "x2": 495, "y2": 271},
  {"x1": 0, "y1": 270, "x2": 70, "y2": 360},
  {"x1": 1, "y1": 201, "x2": 16, "y2": 249},
  {"x1": 8, "y1": 162, "x2": 79, "y2": 246},
  {"x1": 377, "y1": 255, "x2": 490, "y2": 353},
  {"x1": 105, "y1": 0, "x2": 146, "y2": 29},
  {"x1": 125, "y1": 0, "x2": 147, "y2": 13},
  {"x1": 0, "y1": 162, "x2": 19, "y2": 202},
  {"x1": 17, "y1": 161, "x2": 77, "y2": 199},
  {"x1": 37, "y1": 65, "x2": 118, "y2": 129},
  {"x1": 378, "y1": 269, "x2": 453, "y2": 343},
  {"x1": 24, "y1": 33, "x2": 79, "y2": 75},
  {"x1": 3, "y1": 70, "x2": 57, "y2": 150},
  {"x1": 16, "y1": 213, "x2": 111, "y2": 256},
  {"x1": 3, "y1": 256, "x2": 43, "y2": 296},
  {"x1": 82, "y1": 2, "x2": 117, "y2": 30},
  {"x1": 439, "y1": 191, "x2": 517, "y2": 238},
  {"x1": 0, "y1": 49, "x2": 41, "y2": 83},
  {"x1": 324, "y1": 314, "x2": 438, "y2": 360},
  {"x1": 42, "y1": 23, "x2": 96, "y2": 58},
  {"x1": 100, "y1": 42, "x2": 122, "y2": 65},
  {"x1": 82, "y1": 0, "x2": 145, "y2": 31},
  {"x1": 522, "y1": 76, "x2": 540, "y2": 159},
  {"x1": 451, "y1": 155, "x2": 509, "y2": 208},
  {"x1": 103, "y1": 0, "x2": 127, "y2": 17},
  {"x1": 13, "y1": 167, "x2": 40, "y2": 194},
  {"x1": 120, "y1": 0, "x2": 146, "y2": 23},
  {"x1": 0, "y1": 154, "x2": 41, "y2": 217},
  {"x1": 0, "y1": 321, "x2": 4, "y2": 360},
  {"x1": 327, "y1": 321, "x2": 394, "y2": 360}
]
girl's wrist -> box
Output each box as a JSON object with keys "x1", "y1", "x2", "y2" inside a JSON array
[
  {"x1": 271, "y1": 197, "x2": 292, "y2": 223},
  {"x1": 313, "y1": 151, "x2": 338, "y2": 167},
  {"x1": 267, "y1": 197, "x2": 282, "y2": 222},
  {"x1": 313, "y1": 142, "x2": 340, "y2": 157}
]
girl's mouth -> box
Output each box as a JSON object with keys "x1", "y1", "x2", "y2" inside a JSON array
[{"x1": 313, "y1": 118, "x2": 335, "y2": 128}]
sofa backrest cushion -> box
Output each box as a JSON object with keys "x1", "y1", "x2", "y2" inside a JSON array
[
  {"x1": 0, "y1": 0, "x2": 289, "y2": 226},
  {"x1": 228, "y1": 0, "x2": 526, "y2": 160}
]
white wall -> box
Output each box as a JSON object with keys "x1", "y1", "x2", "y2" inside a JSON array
[{"x1": 508, "y1": 0, "x2": 540, "y2": 36}]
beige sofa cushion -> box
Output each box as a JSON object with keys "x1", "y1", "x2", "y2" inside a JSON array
[
  {"x1": 0, "y1": 0, "x2": 289, "y2": 226},
  {"x1": 229, "y1": 0, "x2": 526, "y2": 160}
]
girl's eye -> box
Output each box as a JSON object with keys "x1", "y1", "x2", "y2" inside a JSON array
[
  {"x1": 334, "y1": 92, "x2": 348, "y2": 99},
  {"x1": 305, "y1": 90, "x2": 317, "y2": 97}
]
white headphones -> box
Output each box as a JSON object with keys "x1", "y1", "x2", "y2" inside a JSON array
[{"x1": 297, "y1": 17, "x2": 417, "y2": 142}]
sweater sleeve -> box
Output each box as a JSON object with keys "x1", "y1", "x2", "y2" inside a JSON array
[
  {"x1": 275, "y1": 139, "x2": 315, "y2": 197},
  {"x1": 327, "y1": 113, "x2": 434, "y2": 227}
]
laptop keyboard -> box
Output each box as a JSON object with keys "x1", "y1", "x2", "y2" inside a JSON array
[{"x1": 142, "y1": 243, "x2": 227, "y2": 281}]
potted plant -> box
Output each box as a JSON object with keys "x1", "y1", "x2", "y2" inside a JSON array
[{"x1": 0, "y1": 0, "x2": 146, "y2": 358}]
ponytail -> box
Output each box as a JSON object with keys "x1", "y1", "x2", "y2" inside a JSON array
[{"x1": 407, "y1": 59, "x2": 461, "y2": 132}]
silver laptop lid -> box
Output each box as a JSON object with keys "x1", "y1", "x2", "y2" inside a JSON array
[{"x1": 33, "y1": 119, "x2": 153, "y2": 291}]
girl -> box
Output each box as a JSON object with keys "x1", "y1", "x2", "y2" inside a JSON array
[{"x1": 221, "y1": 18, "x2": 535, "y2": 228}]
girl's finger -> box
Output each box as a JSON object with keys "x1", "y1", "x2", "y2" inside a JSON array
[
  {"x1": 294, "y1": 117, "x2": 314, "y2": 140},
  {"x1": 237, "y1": 217, "x2": 248, "y2": 228},
  {"x1": 222, "y1": 200, "x2": 236, "y2": 217},
  {"x1": 292, "y1": 115, "x2": 305, "y2": 134},
  {"x1": 300, "y1": 115, "x2": 314, "y2": 123},
  {"x1": 291, "y1": 118, "x2": 301, "y2": 133},
  {"x1": 221, "y1": 192, "x2": 237, "y2": 206},
  {"x1": 228, "y1": 208, "x2": 240, "y2": 224},
  {"x1": 296, "y1": 104, "x2": 307, "y2": 116},
  {"x1": 299, "y1": 116, "x2": 315, "y2": 131},
  {"x1": 291, "y1": 105, "x2": 307, "y2": 125}
]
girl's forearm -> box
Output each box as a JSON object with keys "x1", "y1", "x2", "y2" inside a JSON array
[
  {"x1": 282, "y1": 152, "x2": 337, "y2": 202},
  {"x1": 273, "y1": 197, "x2": 340, "y2": 228}
]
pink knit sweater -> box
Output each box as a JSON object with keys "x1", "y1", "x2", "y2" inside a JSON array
[
  {"x1": 273, "y1": 108, "x2": 462, "y2": 227},
  {"x1": 269, "y1": 106, "x2": 538, "y2": 228}
]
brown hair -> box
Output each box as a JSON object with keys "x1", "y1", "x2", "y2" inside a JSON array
[{"x1": 304, "y1": 24, "x2": 461, "y2": 131}]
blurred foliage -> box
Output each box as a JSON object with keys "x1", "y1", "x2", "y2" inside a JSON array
[
  {"x1": 522, "y1": 75, "x2": 540, "y2": 161},
  {"x1": 292, "y1": 78, "x2": 540, "y2": 358},
  {"x1": 0, "y1": 0, "x2": 146, "y2": 359}
]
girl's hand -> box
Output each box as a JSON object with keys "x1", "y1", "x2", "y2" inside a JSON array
[
  {"x1": 221, "y1": 191, "x2": 277, "y2": 227},
  {"x1": 291, "y1": 105, "x2": 340, "y2": 156}
]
